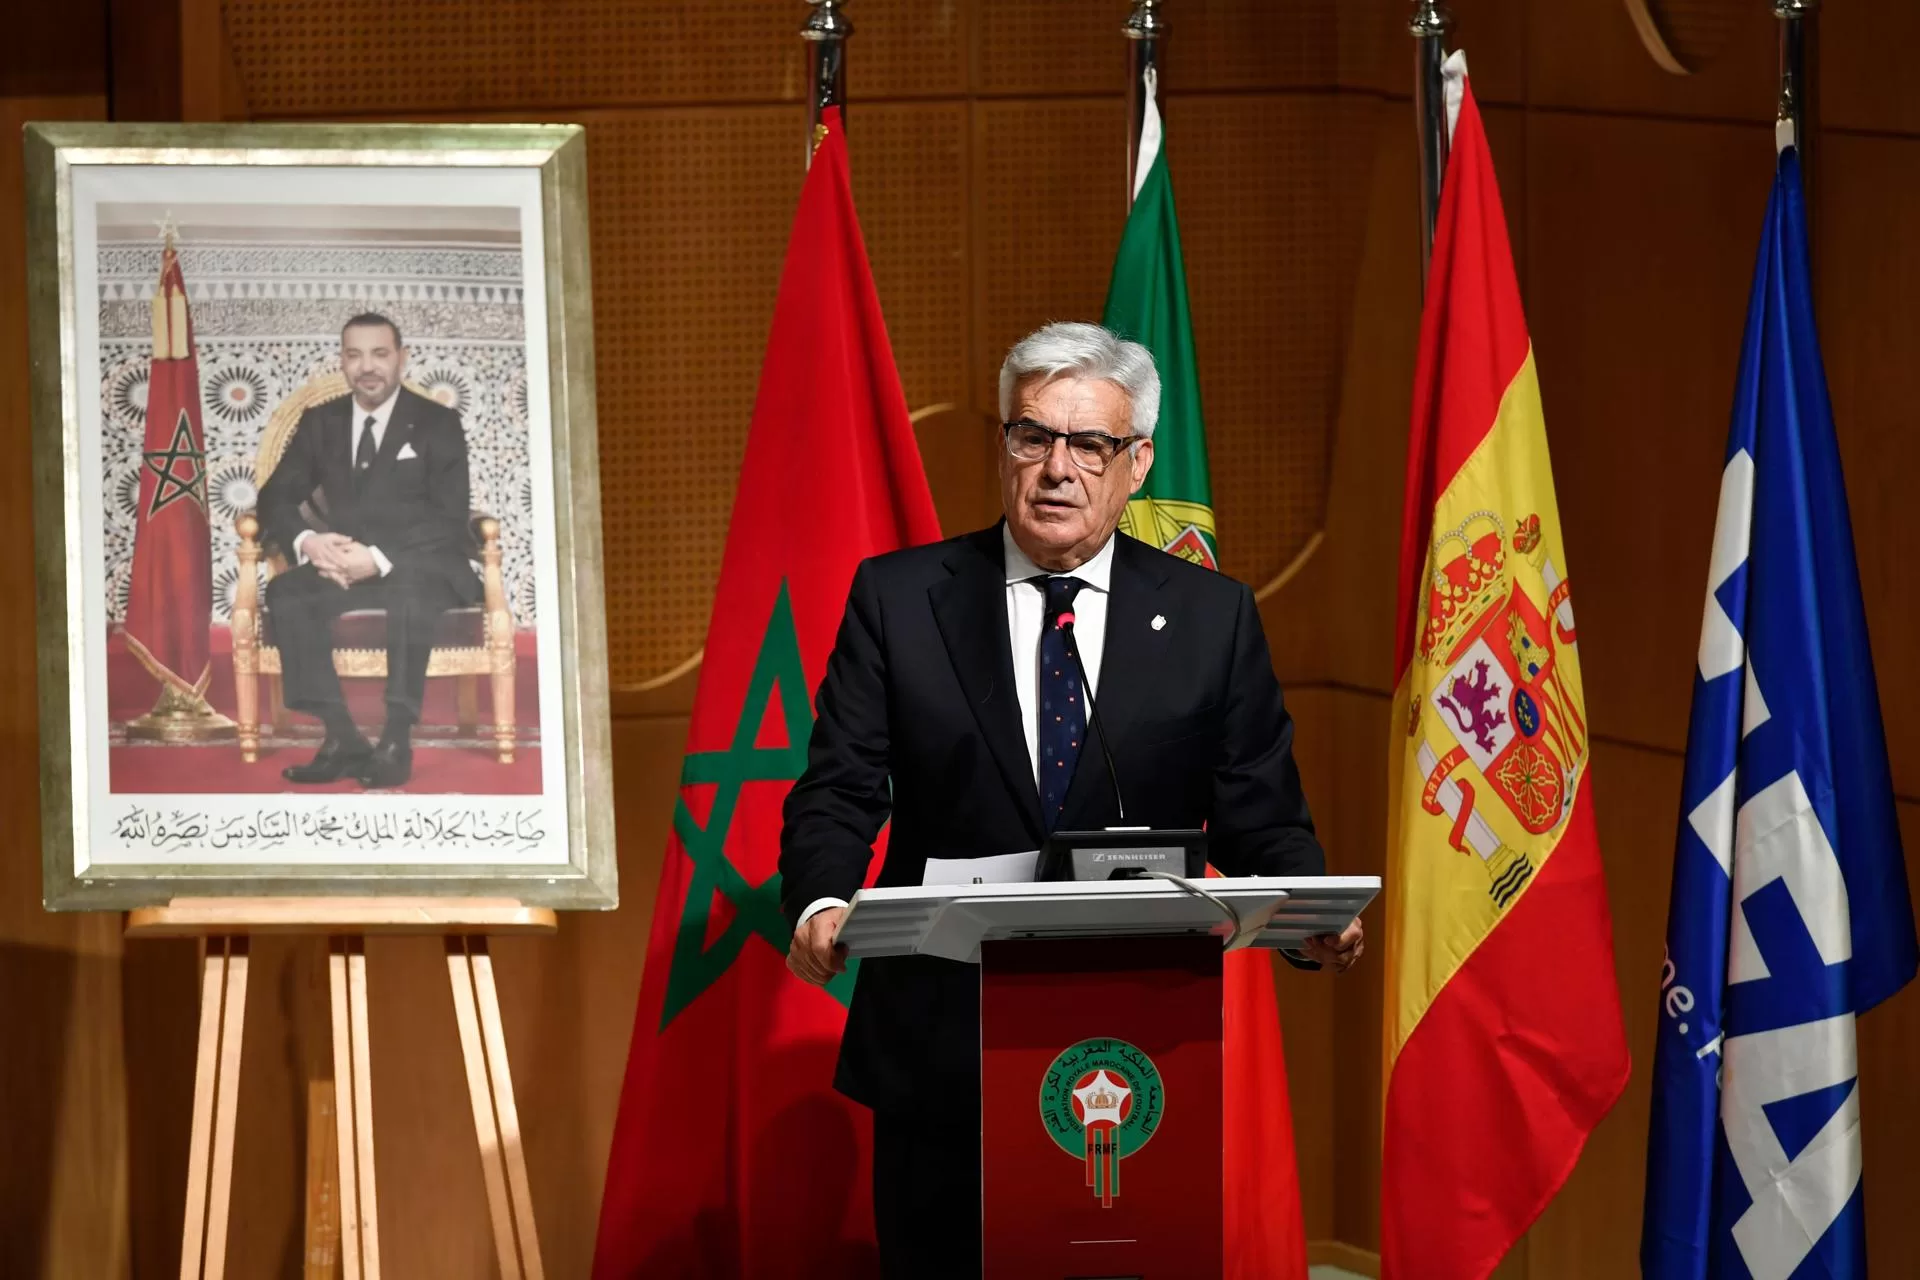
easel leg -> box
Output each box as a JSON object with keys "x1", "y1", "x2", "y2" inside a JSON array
[
  {"x1": 180, "y1": 936, "x2": 249, "y2": 1280},
  {"x1": 303, "y1": 1078, "x2": 341, "y2": 1280},
  {"x1": 447, "y1": 936, "x2": 543, "y2": 1280},
  {"x1": 330, "y1": 937, "x2": 380, "y2": 1280}
]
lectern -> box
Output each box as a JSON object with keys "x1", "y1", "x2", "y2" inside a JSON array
[{"x1": 835, "y1": 875, "x2": 1379, "y2": 1278}]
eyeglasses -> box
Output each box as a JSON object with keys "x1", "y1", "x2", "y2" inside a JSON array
[{"x1": 1002, "y1": 419, "x2": 1141, "y2": 476}]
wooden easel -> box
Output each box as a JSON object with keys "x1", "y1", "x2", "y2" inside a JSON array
[{"x1": 126, "y1": 898, "x2": 558, "y2": 1280}]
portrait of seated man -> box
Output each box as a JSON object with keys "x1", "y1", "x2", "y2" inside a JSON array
[{"x1": 257, "y1": 312, "x2": 482, "y2": 788}]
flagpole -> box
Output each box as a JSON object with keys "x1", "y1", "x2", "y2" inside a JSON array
[
  {"x1": 126, "y1": 222, "x2": 236, "y2": 744},
  {"x1": 1410, "y1": 1, "x2": 1454, "y2": 287},
  {"x1": 1775, "y1": 0, "x2": 1818, "y2": 187},
  {"x1": 802, "y1": 0, "x2": 851, "y2": 164},
  {"x1": 1123, "y1": 0, "x2": 1166, "y2": 209}
]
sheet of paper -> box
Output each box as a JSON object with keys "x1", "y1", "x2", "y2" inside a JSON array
[{"x1": 920, "y1": 849, "x2": 1038, "y2": 886}]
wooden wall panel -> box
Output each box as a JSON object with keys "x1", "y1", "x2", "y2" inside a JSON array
[
  {"x1": 1314, "y1": 98, "x2": 1420, "y2": 691},
  {"x1": 1820, "y1": 4, "x2": 1920, "y2": 136},
  {"x1": 1, "y1": 90, "x2": 132, "y2": 1280},
  {"x1": 1173, "y1": 93, "x2": 1341, "y2": 583},
  {"x1": 1526, "y1": 0, "x2": 1774, "y2": 121},
  {"x1": 1523, "y1": 112, "x2": 1772, "y2": 756},
  {"x1": 1858, "y1": 802, "x2": 1920, "y2": 1279},
  {"x1": 975, "y1": 0, "x2": 1134, "y2": 97},
  {"x1": 1526, "y1": 741, "x2": 1684, "y2": 1278},
  {"x1": 1336, "y1": 0, "x2": 1528, "y2": 105},
  {"x1": 586, "y1": 107, "x2": 795, "y2": 689},
  {"x1": 1324, "y1": 688, "x2": 1392, "y2": 1253},
  {"x1": 847, "y1": 102, "x2": 972, "y2": 413},
  {"x1": 1165, "y1": 0, "x2": 1338, "y2": 92},
  {"x1": 11, "y1": 1, "x2": 1918, "y2": 1272},
  {"x1": 1273, "y1": 685, "x2": 1340, "y2": 1243},
  {"x1": 494, "y1": 712, "x2": 684, "y2": 1278},
  {"x1": 1312, "y1": 99, "x2": 1526, "y2": 697},
  {"x1": 973, "y1": 97, "x2": 1129, "y2": 396},
  {"x1": 1812, "y1": 129, "x2": 1920, "y2": 801},
  {"x1": 226, "y1": 0, "x2": 966, "y2": 119}
]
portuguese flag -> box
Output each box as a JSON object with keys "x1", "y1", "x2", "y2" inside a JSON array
[
  {"x1": 1103, "y1": 65, "x2": 1307, "y2": 1280},
  {"x1": 592, "y1": 107, "x2": 941, "y2": 1278},
  {"x1": 1383, "y1": 61, "x2": 1629, "y2": 1279},
  {"x1": 1102, "y1": 66, "x2": 1216, "y2": 571}
]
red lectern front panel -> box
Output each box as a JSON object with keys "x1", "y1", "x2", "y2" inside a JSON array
[{"x1": 980, "y1": 936, "x2": 1223, "y2": 1278}]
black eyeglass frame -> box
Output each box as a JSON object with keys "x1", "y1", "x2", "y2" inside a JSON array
[{"x1": 1000, "y1": 418, "x2": 1144, "y2": 474}]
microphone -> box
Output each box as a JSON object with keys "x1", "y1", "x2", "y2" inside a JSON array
[{"x1": 1053, "y1": 605, "x2": 1126, "y2": 824}]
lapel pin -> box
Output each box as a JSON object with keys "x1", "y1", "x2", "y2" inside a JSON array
[{"x1": 1151, "y1": 615, "x2": 1166, "y2": 631}]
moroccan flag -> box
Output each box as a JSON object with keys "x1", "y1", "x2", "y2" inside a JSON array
[
  {"x1": 123, "y1": 236, "x2": 213, "y2": 696},
  {"x1": 1383, "y1": 61, "x2": 1629, "y2": 1279},
  {"x1": 592, "y1": 107, "x2": 941, "y2": 1278},
  {"x1": 1102, "y1": 65, "x2": 1307, "y2": 1280}
]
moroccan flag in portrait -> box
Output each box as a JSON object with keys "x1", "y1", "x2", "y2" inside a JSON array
[
  {"x1": 1381, "y1": 60, "x2": 1629, "y2": 1279},
  {"x1": 123, "y1": 236, "x2": 214, "y2": 695},
  {"x1": 592, "y1": 107, "x2": 942, "y2": 1278},
  {"x1": 1103, "y1": 64, "x2": 1308, "y2": 1280}
]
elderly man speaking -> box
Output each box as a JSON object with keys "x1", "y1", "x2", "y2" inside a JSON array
[{"x1": 780, "y1": 321, "x2": 1360, "y2": 1276}]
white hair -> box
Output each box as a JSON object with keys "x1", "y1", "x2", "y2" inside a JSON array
[{"x1": 997, "y1": 322, "x2": 1161, "y2": 440}]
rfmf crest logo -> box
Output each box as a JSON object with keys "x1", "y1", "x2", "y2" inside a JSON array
[
  {"x1": 1039, "y1": 1038, "x2": 1164, "y2": 1209},
  {"x1": 1409, "y1": 509, "x2": 1588, "y2": 908}
]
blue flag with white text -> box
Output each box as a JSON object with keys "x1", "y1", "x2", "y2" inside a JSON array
[{"x1": 1641, "y1": 148, "x2": 1917, "y2": 1279}]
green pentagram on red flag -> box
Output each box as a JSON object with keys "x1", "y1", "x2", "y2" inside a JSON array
[
  {"x1": 658, "y1": 580, "x2": 856, "y2": 1028},
  {"x1": 142, "y1": 408, "x2": 208, "y2": 518}
]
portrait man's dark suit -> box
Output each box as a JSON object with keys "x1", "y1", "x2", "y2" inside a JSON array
[
  {"x1": 778, "y1": 523, "x2": 1324, "y2": 1268},
  {"x1": 257, "y1": 384, "x2": 480, "y2": 776}
]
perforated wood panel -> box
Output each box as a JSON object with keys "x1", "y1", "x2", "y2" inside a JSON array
[
  {"x1": 219, "y1": 0, "x2": 1360, "y2": 680},
  {"x1": 975, "y1": 98, "x2": 1129, "y2": 397},
  {"x1": 1168, "y1": 93, "x2": 1341, "y2": 584},
  {"x1": 224, "y1": 0, "x2": 964, "y2": 118},
  {"x1": 586, "y1": 107, "x2": 797, "y2": 687},
  {"x1": 977, "y1": 0, "x2": 1339, "y2": 95},
  {"x1": 1168, "y1": 0, "x2": 1338, "y2": 91},
  {"x1": 844, "y1": 102, "x2": 971, "y2": 413},
  {"x1": 1523, "y1": 111, "x2": 1770, "y2": 754},
  {"x1": 976, "y1": 0, "x2": 1123, "y2": 96}
]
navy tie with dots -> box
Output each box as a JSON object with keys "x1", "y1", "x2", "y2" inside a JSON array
[
  {"x1": 354, "y1": 414, "x2": 377, "y2": 496},
  {"x1": 1036, "y1": 575, "x2": 1088, "y2": 830}
]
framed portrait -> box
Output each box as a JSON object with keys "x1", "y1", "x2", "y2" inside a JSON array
[{"x1": 25, "y1": 123, "x2": 616, "y2": 910}]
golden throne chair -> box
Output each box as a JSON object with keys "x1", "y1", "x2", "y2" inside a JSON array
[{"x1": 230, "y1": 371, "x2": 517, "y2": 765}]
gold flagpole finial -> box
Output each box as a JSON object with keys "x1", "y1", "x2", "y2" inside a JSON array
[{"x1": 155, "y1": 211, "x2": 179, "y2": 253}]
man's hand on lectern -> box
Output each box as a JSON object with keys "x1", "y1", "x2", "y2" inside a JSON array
[
  {"x1": 787, "y1": 907, "x2": 848, "y2": 988},
  {"x1": 1303, "y1": 917, "x2": 1364, "y2": 974}
]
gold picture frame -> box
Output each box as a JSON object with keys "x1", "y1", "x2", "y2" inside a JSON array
[{"x1": 25, "y1": 122, "x2": 616, "y2": 910}]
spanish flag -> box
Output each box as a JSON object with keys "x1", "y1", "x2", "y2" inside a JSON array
[{"x1": 1383, "y1": 62, "x2": 1629, "y2": 1279}]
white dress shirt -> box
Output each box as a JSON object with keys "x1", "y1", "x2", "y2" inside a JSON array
[
  {"x1": 292, "y1": 386, "x2": 398, "y2": 576},
  {"x1": 796, "y1": 527, "x2": 1117, "y2": 929},
  {"x1": 1002, "y1": 524, "x2": 1112, "y2": 789}
]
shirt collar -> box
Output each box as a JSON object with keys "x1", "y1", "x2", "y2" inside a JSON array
[
  {"x1": 353, "y1": 387, "x2": 402, "y2": 434},
  {"x1": 1002, "y1": 523, "x2": 1116, "y2": 593}
]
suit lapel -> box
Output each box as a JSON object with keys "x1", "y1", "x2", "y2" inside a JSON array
[
  {"x1": 369, "y1": 388, "x2": 417, "y2": 484},
  {"x1": 1056, "y1": 533, "x2": 1173, "y2": 829},
  {"x1": 318, "y1": 396, "x2": 355, "y2": 515},
  {"x1": 930, "y1": 526, "x2": 1046, "y2": 846}
]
